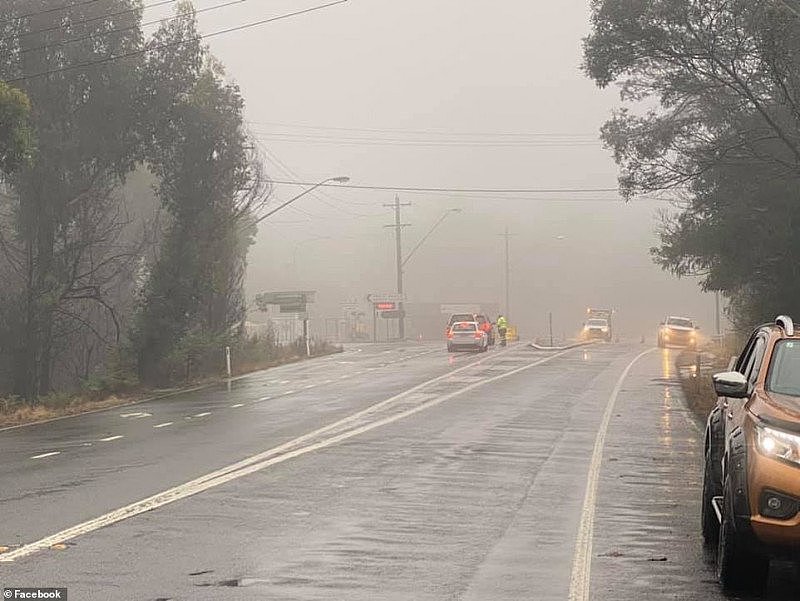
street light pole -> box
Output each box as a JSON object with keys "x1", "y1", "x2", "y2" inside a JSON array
[{"x1": 252, "y1": 176, "x2": 350, "y2": 225}]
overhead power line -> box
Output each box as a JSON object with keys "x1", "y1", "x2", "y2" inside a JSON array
[
  {"x1": 268, "y1": 179, "x2": 622, "y2": 194},
  {"x1": 18, "y1": 0, "x2": 248, "y2": 58},
  {"x1": 7, "y1": 0, "x2": 349, "y2": 83},
  {"x1": 249, "y1": 120, "x2": 600, "y2": 139},
  {"x1": 258, "y1": 142, "x2": 378, "y2": 218},
  {"x1": 253, "y1": 132, "x2": 602, "y2": 148},
  {"x1": 0, "y1": 0, "x2": 176, "y2": 45},
  {"x1": 0, "y1": 0, "x2": 108, "y2": 27}
]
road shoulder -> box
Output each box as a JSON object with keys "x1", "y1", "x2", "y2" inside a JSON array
[{"x1": 590, "y1": 349, "x2": 720, "y2": 600}]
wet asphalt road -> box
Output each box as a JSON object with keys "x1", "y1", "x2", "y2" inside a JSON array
[{"x1": 0, "y1": 342, "x2": 798, "y2": 600}]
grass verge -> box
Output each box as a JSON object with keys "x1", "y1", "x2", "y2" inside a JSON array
[
  {"x1": 674, "y1": 338, "x2": 741, "y2": 424},
  {"x1": 0, "y1": 344, "x2": 343, "y2": 429}
]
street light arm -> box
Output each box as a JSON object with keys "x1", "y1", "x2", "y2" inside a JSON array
[
  {"x1": 401, "y1": 209, "x2": 459, "y2": 268},
  {"x1": 252, "y1": 176, "x2": 349, "y2": 225}
]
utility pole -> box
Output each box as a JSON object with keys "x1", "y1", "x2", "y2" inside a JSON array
[
  {"x1": 503, "y1": 226, "x2": 511, "y2": 319},
  {"x1": 384, "y1": 195, "x2": 411, "y2": 340}
]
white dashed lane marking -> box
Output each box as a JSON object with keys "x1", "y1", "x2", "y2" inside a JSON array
[
  {"x1": 20, "y1": 349, "x2": 440, "y2": 463},
  {"x1": 30, "y1": 452, "x2": 61, "y2": 460},
  {"x1": 119, "y1": 412, "x2": 151, "y2": 419},
  {"x1": 0, "y1": 344, "x2": 549, "y2": 562}
]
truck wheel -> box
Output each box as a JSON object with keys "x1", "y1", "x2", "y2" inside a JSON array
[
  {"x1": 701, "y1": 452, "x2": 721, "y2": 546},
  {"x1": 716, "y1": 478, "x2": 769, "y2": 592},
  {"x1": 702, "y1": 409, "x2": 724, "y2": 546}
]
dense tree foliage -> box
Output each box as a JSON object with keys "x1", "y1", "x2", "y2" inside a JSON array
[
  {"x1": 0, "y1": 82, "x2": 32, "y2": 175},
  {"x1": 584, "y1": 0, "x2": 800, "y2": 328},
  {"x1": 0, "y1": 1, "x2": 269, "y2": 399},
  {"x1": 0, "y1": 0, "x2": 145, "y2": 399},
  {"x1": 133, "y1": 3, "x2": 269, "y2": 384}
]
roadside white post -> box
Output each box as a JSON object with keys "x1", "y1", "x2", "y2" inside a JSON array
[
  {"x1": 303, "y1": 318, "x2": 311, "y2": 357},
  {"x1": 225, "y1": 346, "x2": 232, "y2": 379}
]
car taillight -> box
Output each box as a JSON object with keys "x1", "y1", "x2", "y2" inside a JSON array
[
  {"x1": 447, "y1": 331, "x2": 454, "y2": 339},
  {"x1": 474, "y1": 332, "x2": 482, "y2": 339}
]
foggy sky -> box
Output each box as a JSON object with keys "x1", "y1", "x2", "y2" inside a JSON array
[{"x1": 147, "y1": 0, "x2": 717, "y2": 339}]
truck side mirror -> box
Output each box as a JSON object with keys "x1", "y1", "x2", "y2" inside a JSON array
[{"x1": 713, "y1": 371, "x2": 750, "y2": 399}]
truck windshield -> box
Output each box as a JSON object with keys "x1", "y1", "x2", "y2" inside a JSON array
[
  {"x1": 587, "y1": 319, "x2": 607, "y2": 327},
  {"x1": 767, "y1": 341, "x2": 800, "y2": 397}
]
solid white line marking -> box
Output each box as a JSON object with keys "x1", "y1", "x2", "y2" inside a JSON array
[
  {"x1": 30, "y1": 452, "x2": 61, "y2": 460},
  {"x1": 0, "y1": 345, "x2": 556, "y2": 564},
  {"x1": 230, "y1": 404, "x2": 244, "y2": 409},
  {"x1": 99, "y1": 435, "x2": 123, "y2": 442},
  {"x1": 193, "y1": 412, "x2": 211, "y2": 418},
  {"x1": 567, "y1": 348, "x2": 656, "y2": 601},
  {"x1": 153, "y1": 422, "x2": 173, "y2": 429}
]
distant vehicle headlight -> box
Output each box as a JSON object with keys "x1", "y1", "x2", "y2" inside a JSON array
[
  {"x1": 756, "y1": 425, "x2": 800, "y2": 467},
  {"x1": 600, "y1": 326, "x2": 609, "y2": 332}
]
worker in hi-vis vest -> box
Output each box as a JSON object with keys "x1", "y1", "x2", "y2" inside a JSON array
[{"x1": 496, "y1": 315, "x2": 508, "y2": 346}]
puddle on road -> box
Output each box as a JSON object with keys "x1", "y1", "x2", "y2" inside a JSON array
[
  {"x1": 660, "y1": 386, "x2": 672, "y2": 447},
  {"x1": 195, "y1": 577, "x2": 272, "y2": 588}
]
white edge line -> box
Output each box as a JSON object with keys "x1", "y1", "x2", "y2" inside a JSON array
[
  {"x1": 0, "y1": 345, "x2": 553, "y2": 563},
  {"x1": 99, "y1": 435, "x2": 124, "y2": 442},
  {"x1": 567, "y1": 348, "x2": 656, "y2": 601},
  {"x1": 230, "y1": 404, "x2": 244, "y2": 409},
  {"x1": 153, "y1": 422, "x2": 173, "y2": 429}
]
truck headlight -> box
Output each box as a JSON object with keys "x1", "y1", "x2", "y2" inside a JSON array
[
  {"x1": 756, "y1": 425, "x2": 800, "y2": 467},
  {"x1": 600, "y1": 327, "x2": 609, "y2": 332}
]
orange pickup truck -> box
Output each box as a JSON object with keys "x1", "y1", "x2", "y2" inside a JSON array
[{"x1": 702, "y1": 315, "x2": 800, "y2": 591}]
